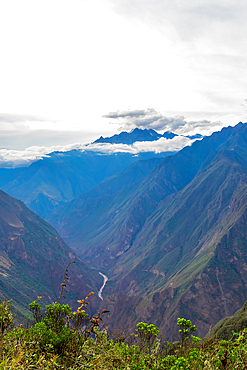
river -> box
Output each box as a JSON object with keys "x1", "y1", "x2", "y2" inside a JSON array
[{"x1": 98, "y1": 272, "x2": 108, "y2": 300}]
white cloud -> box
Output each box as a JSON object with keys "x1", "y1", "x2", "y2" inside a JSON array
[
  {"x1": 0, "y1": 126, "x2": 102, "y2": 151},
  {"x1": 0, "y1": 143, "x2": 85, "y2": 167},
  {"x1": 109, "y1": 0, "x2": 247, "y2": 51},
  {"x1": 103, "y1": 109, "x2": 148, "y2": 119},
  {"x1": 0, "y1": 113, "x2": 49, "y2": 125},
  {"x1": 0, "y1": 0, "x2": 246, "y2": 150},
  {"x1": 103, "y1": 108, "x2": 235, "y2": 136},
  {"x1": 0, "y1": 135, "x2": 194, "y2": 167},
  {"x1": 241, "y1": 99, "x2": 247, "y2": 118},
  {"x1": 108, "y1": 0, "x2": 247, "y2": 115},
  {"x1": 85, "y1": 135, "x2": 194, "y2": 154},
  {"x1": 133, "y1": 136, "x2": 194, "y2": 154}
]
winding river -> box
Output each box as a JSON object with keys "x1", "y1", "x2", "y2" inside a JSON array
[{"x1": 98, "y1": 272, "x2": 108, "y2": 300}]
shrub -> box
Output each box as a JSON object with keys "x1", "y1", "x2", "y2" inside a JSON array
[
  {"x1": 135, "y1": 322, "x2": 160, "y2": 353},
  {"x1": 0, "y1": 300, "x2": 13, "y2": 337},
  {"x1": 177, "y1": 317, "x2": 198, "y2": 354}
]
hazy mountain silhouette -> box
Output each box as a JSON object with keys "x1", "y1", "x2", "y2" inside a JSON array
[{"x1": 93, "y1": 128, "x2": 178, "y2": 144}]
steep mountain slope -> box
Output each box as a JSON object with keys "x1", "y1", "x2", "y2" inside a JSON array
[
  {"x1": 0, "y1": 190, "x2": 101, "y2": 318},
  {"x1": 49, "y1": 157, "x2": 164, "y2": 226},
  {"x1": 50, "y1": 122, "x2": 247, "y2": 339},
  {"x1": 102, "y1": 151, "x2": 247, "y2": 338},
  {"x1": 78, "y1": 157, "x2": 164, "y2": 202},
  {"x1": 112, "y1": 148, "x2": 247, "y2": 283},
  {"x1": 208, "y1": 300, "x2": 247, "y2": 340}
]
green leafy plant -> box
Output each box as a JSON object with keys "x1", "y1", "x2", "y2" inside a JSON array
[
  {"x1": 3, "y1": 308, "x2": 247, "y2": 369},
  {"x1": 135, "y1": 322, "x2": 160, "y2": 353},
  {"x1": 177, "y1": 317, "x2": 197, "y2": 354},
  {"x1": 0, "y1": 300, "x2": 13, "y2": 337},
  {"x1": 27, "y1": 301, "x2": 75, "y2": 356},
  {"x1": 29, "y1": 298, "x2": 43, "y2": 324},
  {"x1": 171, "y1": 356, "x2": 190, "y2": 370}
]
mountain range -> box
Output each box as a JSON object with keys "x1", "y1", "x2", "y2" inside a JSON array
[
  {"x1": 48, "y1": 122, "x2": 247, "y2": 339},
  {"x1": 93, "y1": 127, "x2": 203, "y2": 144},
  {"x1": 1, "y1": 124, "x2": 247, "y2": 340},
  {"x1": 0, "y1": 128, "x2": 195, "y2": 220},
  {"x1": 94, "y1": 128, "x2": 178, "y2": 144}
]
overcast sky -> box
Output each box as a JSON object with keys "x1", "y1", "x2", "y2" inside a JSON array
[{"x1": 0, "y1": 0, "x2": 246, "y2": 157}]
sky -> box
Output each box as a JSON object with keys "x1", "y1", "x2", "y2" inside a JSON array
[{"x1": 0, "y1": 0, "x2": 246, "y2": 164}]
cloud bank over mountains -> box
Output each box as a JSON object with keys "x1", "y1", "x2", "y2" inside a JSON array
[
  {"x1": 0, "y1": 109, "x2": 240, "y2": 167},
  {"x1": 85, "y1": 135, "x2": 193, "y2": 154},
  {"x1": 103, "y1": 108, "x2": 231, "y2": 135},
  {"x1": 0, "y1": 135, "x2": 194, "y2": 168}
]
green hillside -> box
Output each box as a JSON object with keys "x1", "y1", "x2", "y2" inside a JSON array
[{"x1": 209, "y1": 300, "x2": 247, "y2": 340}]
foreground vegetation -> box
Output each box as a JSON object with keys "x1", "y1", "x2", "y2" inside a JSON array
[{"x1": 1, "y1": 266, "x2": 247, "y2": 369}]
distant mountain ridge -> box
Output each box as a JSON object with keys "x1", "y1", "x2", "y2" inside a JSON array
[
  {"x1": 93, "y1": 128, "x2": 178, "y2": 144},
  {"x1": 93, "y1": 128, "x2": 203, "y2": 145}
]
